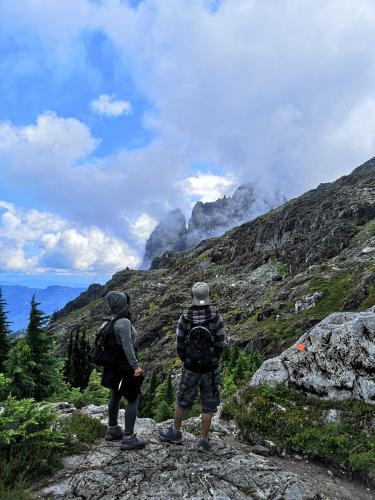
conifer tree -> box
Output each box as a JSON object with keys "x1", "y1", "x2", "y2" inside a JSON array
[
  {"x1": 79, "y1": 327, "x2": 92, "y2": 389},
  {"x1": 71, "y1": 328, "x2": 81, "y2": 388},
  {"x1": 23, "y1": 294, "x2": 60, "y2": 400},
  {"x1": 0, "y1": 288, "x2": 12, "y2": 372},
  {"x1": 5, "y1": 337, "x2": 36, "y2": 399},
  {"x1": 140, "y1": 370, "x2": 158, "y2": 418},
  {"x1": 154, "y1": 371, "x2": 176, "y2": 422},
  {"x1": 63, "y1": 332, "x2": 74, "y2": 383}
]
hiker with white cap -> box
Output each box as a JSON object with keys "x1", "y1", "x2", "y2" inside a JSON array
[{"x1": 159, "y1": 282, "x2": 226, "y2": 451}]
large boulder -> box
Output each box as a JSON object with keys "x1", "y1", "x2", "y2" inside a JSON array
[{"x1": 250, "y1": 307, "x2": 375, "y2": 403}]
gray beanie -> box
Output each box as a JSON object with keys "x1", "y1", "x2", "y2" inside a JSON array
[
  {"x1": 192, "y1": 282, "x2": 210, "y2": 306},
  {"x1": 106, "y1": 291, "x2": 128, "y2": 314}
]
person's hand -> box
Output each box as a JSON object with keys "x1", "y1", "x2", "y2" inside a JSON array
[{"x1": 134, "y1": 367, "x2": 142, "y2": 377}]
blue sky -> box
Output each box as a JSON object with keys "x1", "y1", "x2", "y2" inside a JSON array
[{"x1": 1, "y1": 0, "x2": 375, "y2": 289}]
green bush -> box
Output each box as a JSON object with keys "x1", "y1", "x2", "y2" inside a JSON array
[
  {"x1": 230, "y1": 384, "x2": 375, "y2": 480},
  {"x1": 0, "y1": 373, "x2": 11, "y2": 401},
  {"x1": 61, "y1": 412, "x2": 106, "y2": 454},
  {"x1": 0, "y1": 396, "x2": 63, "y2": 488},
  {"x1": 47, "y1": 369, "x2": 109, "y2": 408},
  {"x1": 80, "y1": 369, "x2": 110, "y2": 406}
]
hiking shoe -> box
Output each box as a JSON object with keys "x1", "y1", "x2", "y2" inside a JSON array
[
  {"x1": 197, "y1": 438, "x2": 213, "y2": 452},
  {"x1": 120, "y1": 434, "x2": 146, "y2": 450},
  {"x1": 105, "y1": 425, "x2": 124, "y2": 441},
  {"x1": 159, "y1": 426, "x2": 183, "y2": 444}
]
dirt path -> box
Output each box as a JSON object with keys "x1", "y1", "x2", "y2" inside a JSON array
[{"x1": 268, "y1": 455, "x2": 374, "y2": 500}]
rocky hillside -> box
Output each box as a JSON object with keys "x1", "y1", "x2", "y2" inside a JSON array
[
  {"x1": 49, "y1": 158, "x2": 375, "y2": 378},
  {"x1": 141, "y1": 183, "x2": 286, "y2": 268}
]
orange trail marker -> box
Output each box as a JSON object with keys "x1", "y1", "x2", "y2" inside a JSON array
[{"x1": 297, "y1": 343, "x2": 305, "y2": 351}]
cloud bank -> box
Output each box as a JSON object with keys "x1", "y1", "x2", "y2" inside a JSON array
[{"x1": 1, "y1": 0, "x2": 375, "y2": 281}]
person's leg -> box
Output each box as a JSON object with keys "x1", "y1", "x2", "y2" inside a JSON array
[
  {"x1": 159, "y1": 369, "x2": 199, "y2": 443},
  {"x1": 105, "y1": 387, "x2": 124, "y2": 441},
  {"x1": 124, "y1": 395, "x2": 140, "y2": 436},
  {"x1": 173, "y1": 405, "x2": 186, "y2": 431},
  {"x1": 108, "y1": 387, "x2": 122, "y2": 426},
  {"x1": 121, "y1": 395, "x2": 146, "y2": 450},
  {"x1": 201, "y1": 412, "x2": 213, "y2": 439},
  {"x1": 198, "y1": 369, "x2": 221, "y2": 448}
]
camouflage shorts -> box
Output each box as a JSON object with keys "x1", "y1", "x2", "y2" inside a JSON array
[{"x1": 176, "y1": 368, "x2": 221, "y2": 414}]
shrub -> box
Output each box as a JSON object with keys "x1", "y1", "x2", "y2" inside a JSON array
[
  {"x1": 231, "y1": 384, "x2": 375, "y2": 481},
  {"x1": 0, "y1": 373, "x2": 11, "y2": 401},
  {"x1": 61, "y1": 412, "x2": 106, "y2": 454},
  {"x1": 0, "y1": 396, "x2": 63, "y2": 488}
]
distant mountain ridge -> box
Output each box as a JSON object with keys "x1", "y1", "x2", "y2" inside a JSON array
[
  {"x1": 142, "y1": 183, "x2": 286, "y2": 268},
  {"x1": 0, "y1": 284, "x2": 85, "y2": 333}
]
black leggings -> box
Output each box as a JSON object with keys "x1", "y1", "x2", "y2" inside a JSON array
[{"x1": 108, "y1": 388, "x2": 140, "y2": 436}]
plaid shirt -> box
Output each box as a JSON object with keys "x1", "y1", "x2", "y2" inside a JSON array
[{"x1": 176, "y1": 305, "x2": 226, "y2": 372}]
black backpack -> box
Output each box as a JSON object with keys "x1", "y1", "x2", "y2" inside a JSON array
[
  {"x1": 89, "y1": 318, "x2": 122, "y2": 367},
  {"x1": 185, "y1": 321, "x2": 215, "y2": 367}
]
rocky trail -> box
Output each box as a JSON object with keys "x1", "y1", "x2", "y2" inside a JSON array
[{"x1": 31, "y1": 408, "x2": 374, "y2": 500}]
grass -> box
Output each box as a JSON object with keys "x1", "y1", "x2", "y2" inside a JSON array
[{"x1": 226, "y1": 384, "x2": 375, "y2": 483}]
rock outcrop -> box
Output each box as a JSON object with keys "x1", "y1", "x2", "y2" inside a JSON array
[
  {"x1": 33, "y1": 407, "x2": 318, "y2": 500},
  {"x1": 141, "y1": 209, "x2": 188, "y2": 269},
  {"x1": 142, "y1": 183, "x2": 286, "y2": 269},
  {"x1": 251, "y1": 307, "x2": 375, "y2": 403}
]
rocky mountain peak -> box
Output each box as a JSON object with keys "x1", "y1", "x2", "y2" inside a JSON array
[
  {"x1": 142, "y1": 182, "x2": 286, "y2": 268},
  {"x1": 141, "y1": 209, "x2": 187, "y2": 269}
]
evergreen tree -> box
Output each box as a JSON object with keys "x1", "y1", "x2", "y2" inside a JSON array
[
  {"x1": 63, "y1": 332, "x2": 74, "y2": 383},
  {"x1": 79, "y1": 327, "x2": 92, "y2": 389},
  {"x1": 5, "y1": 337, "x2": 36, "y2": 399},
  {"x1": 71, "y1": 329, "x2": 81, "y2": 388},
  {"x1": 65, "y1": 327, "x2": 92, "y2": 390},
  {"x1": 0, "y1": 288, "x2": 12, "y2": 373},
  {"x1": 153, "y1": 371, "x2": 176, "y2": 422},
  {"x1": 22, "y1": 294, "x2": 60, "y2": 400},
  {"x1": 140, "y1": 370, "x2": 158, "y2": 418}
]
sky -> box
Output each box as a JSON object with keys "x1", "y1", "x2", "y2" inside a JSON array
[{"x1": 1, "y1": 0, "x2": 375, "y2": 288}]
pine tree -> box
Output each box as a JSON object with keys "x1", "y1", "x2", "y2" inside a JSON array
[
  {"x1": 5, "y1": 337, "x2": 36, "y2": 399},
  {"x1": 71, "y1": 328, "x2": 81, "y2": 388},
  {"x1": 153, "y1": 371, "x2": 176, "y2": 422},
  {"x1": 63, "y1": 332, "x2": 74, "y2": 383},
  {"x1": 79, "y1": 327, "x2": 92, "y2": 389},
  {"x1": 0, "y1": 288, "x2": 12, "y2": 373},
  {"x1": 165, "y1": 372, "x2": 174, "y2": 406},
  {"x1": 23, "y1": 294, "x2": 60, "y2": 400},
  {"x1": 140, "y1": 370, "x2": 158, "y2": 418}
]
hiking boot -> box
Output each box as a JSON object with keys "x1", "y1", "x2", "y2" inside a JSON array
[
  {"x1": 159, "y1": 426, "x2": 183, "y2": 444},
  {"x1": 105, "y1": 425, "x2": 124, "y2": 441},
  {"x1": 197, "y1": 437, "x2": 213, "y2": 452},
  {"x1": 120, "y1": 434, "x2": 146, "y2": 450}
]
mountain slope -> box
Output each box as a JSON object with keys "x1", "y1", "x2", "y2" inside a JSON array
[{"x1": 49, "y1": 158, "x2": 375, "y2": 376}]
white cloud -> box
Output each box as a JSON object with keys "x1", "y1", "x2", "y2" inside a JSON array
[
  {"x1": 179, "y1": 172, "x2": 237, "y2": 203},
  {"x1": 0, "y1": 111, "x2": 98, "y2": 172},
  {"x1": 1, "y1": 0, "x2": 375, "y2": 257},
  {"x1": 0, "y1": 200, "x2": 140, "y2": 274},
  {"x1": 126, "y1": 213, "x2": 158, "y2": 244},
  {"x1": 90, "y1": 94, "x2": 132, "y2": 117}
]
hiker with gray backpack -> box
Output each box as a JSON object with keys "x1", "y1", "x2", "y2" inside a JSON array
[{"x1": 159, "y1": 282, "x2": 226, "y2": 451}]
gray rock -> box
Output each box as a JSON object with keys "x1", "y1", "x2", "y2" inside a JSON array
[
  {"x1": 251, "y1": 308, "x2": 375, "y2": 403},
  {"x1": 322, "y1": 409, "x2": 342, "y2": 424},
  {"x1": 32, "y1": 416, "x2": 318, "y2": 500}
]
